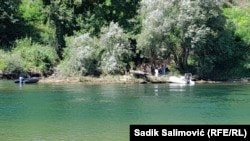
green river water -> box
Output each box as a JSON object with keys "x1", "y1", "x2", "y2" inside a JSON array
[{"x1": 0, "y1": 80, "x2": 250, "y2": 141}]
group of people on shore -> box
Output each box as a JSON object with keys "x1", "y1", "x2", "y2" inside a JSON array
[{"x1": 141, "y1": 63, "x2": 169, "y2": 77}]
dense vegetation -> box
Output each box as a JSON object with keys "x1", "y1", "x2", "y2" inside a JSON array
[{"x1": 0, "y1": 0, "x2": 250, "y2": 80}]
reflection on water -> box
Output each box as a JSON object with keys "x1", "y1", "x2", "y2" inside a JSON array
[
  {"x1": 0, "y1": 81, "x2": 250, "y2": 140},
  {"x1": 154, "y1": 85, "x2": 159, "y2": 96},
  {"x1": 169, "y1": 83, "x2": 195, "y2": 92}
]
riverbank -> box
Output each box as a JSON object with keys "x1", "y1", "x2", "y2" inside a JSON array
[
  {"x1": 2, "y1": 71, "x2": 250, "y2": 85},
  {"x1": 38, "y1": 73, "x2": 235, "y2": 85},
  {"x1": 39, "y1": 74, "x2": 147, "y2": 85}
]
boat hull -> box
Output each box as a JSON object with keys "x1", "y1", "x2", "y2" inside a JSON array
[
  {"x1": 14, "y1": 77, "x2": 39, "y2": 84},
  {"x1": 168, "y1": 76, "x2": 195, "y2": 85}
]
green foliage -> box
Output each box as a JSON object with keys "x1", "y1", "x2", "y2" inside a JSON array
[
  {"x1": 192, "y1": 4, "x2": 250, "y2": 80},
  {"x1": 12, "y1": 37, "x2": 58, "y2": 75},
  {"x1": 57, "y1": 33, "x2": 100, "y2": 76},
  {"x1": 0, "y1": 0, "x2": 23, "y2": 46},
  {"x1": 1, "y1": 0, "x2": 47, "y2": 47},
  {"x1": 137, "y1": 0, "x2": 175, "y2": 60},
  {"x1": 223, "y1": 7, "x2": 250, "y2": 44},
  {"x1": 75, "y1": 11, "x2": 107, "y2": 36},
  {"x1": 44, "y1": 0, "x2": 74, "y2": 29},
  {"x1": 39, "y1": 24, "x2": 56, "y2": 45},
  {"x1": 43, "y1": 0, "x2": 74, "y2": 59},
  {"x1": 0, "y1": 50, "x2": 24, "y2": 75},
  {"x1": 210, "y1": 60, "x2": 250, "y2": 80},
  {"x1": 0, "y1": 1, "x2": 21, "y2": 22},
  {"x1": 137, "y1": 0, "x2": 226, "y2": 70},
  {"x1": 74, "y1": 0, "x2": 140, "y2": 36},
  {"x1": 0, "y1": 51, "x2": 7, "y2": 70},
  {"x1": 1, "y1": 0, "x2": 250, "y2": 80},
  {"x1": 99, "y1": 22, "x2": 133, "y2": 75},
  {"x1": 57, "y1": 22, "x2": 134, "y2": 76},
  {"x1": 222, "y1": 7, "x2": 250, "y2": 78},
  {"x1": 19, "y1": 0, "x2": 45, "y2": 23},
  {"x1": 0, "y1": 37, "x2": 58, "y2": 76},
  {"x1": 137, "y1": 0, "x2": 250, "y2": 80}
]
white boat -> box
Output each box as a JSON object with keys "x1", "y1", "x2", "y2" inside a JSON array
[{"x1": 168, "y1": 73, "x2": 195, "y2": 85}]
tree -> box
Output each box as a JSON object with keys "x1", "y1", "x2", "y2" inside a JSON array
[
  {"x1": 137, "y1": 0, "x2": 175, "y2": 62},
  {"x1": 0, "y1": 0, "x2": 22, "y2": 46},
  {"x1": 57, "y1": 22, "x2": 133, "y2": 76},
  {"x1": 74, "y1": 0, "x2": 140, "y2": 36},
  {"x1": 137, "y1": 0, "x2": 234, "y2": 75},
  {"x1": 57, "y1": 33, "x2": 100, "y2": 76},
  {"x1": 99, "y1": 22, "x2": 133, "y2": 74},
  {"x1": 179, "y1": 0, "x2": 227, "y2": 73},
  {"x1": 43, "y1": 0, "x2": 74, "y2": 60}
]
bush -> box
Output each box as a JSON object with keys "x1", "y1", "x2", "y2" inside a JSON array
[
  {"x1": 0, "y1": 50, "x2": 24, "y2": 76},
  {"x1": 99, "y1": 22, "x2": 133, "y2": 75},
  {"x1": 57, "y1": 22, "x2": 134, "y2": 76},
  {"x1": 12, "y1": 37, "x2": 58, "y2": 76},
  {"x1": 56, "y1": 33, "x2": 100, "y2": 76}
]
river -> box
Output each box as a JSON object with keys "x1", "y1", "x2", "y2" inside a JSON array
[{"x1": 0, "y1": 80, "x2": 250, "y2": 141}]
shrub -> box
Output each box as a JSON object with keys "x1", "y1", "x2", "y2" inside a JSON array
[
  {"x1": 56, "y1": 33, "x2": 100, "y2": 76},
  {"x1": 57, "y1": 22, "x2": 134, "y2": 76},
  {"x1": 99, "y1": 22, "x2": 133, "y2": 75},
  {"x1": 12, "y1": 37, "x2": 58, "y2": 76},
  {"x1": 0, "y1": 50, "x2": 24, "y2": 76}
]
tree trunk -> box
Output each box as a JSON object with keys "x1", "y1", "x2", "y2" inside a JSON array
[
  {"x1": 55, "y1": 20, "x2": 65, "y2": 60},
  {"x1": 182, "y1": 47, "x2": 189, "y2": 71},
  {"x1": 169, "y1": 43, "x2": 180, "y2": 69}
]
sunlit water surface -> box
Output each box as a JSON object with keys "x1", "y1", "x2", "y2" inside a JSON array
[{"x1": 0, "y1": 81, "x2": 250, "y2": 141}]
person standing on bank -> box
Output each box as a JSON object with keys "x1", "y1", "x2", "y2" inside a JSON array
[
  {"x1": 161, "y1": 64, "x2": 166, "y2": 75},
  {"x1": 155, "y1": 66, "x2": 159, "y2": 77}
]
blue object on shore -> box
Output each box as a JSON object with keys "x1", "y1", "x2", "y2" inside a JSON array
[{"x1": 14, "y1": 77, "x2": 39, "y2": 84}]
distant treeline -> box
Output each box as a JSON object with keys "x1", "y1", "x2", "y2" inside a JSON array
[{"x1": 0, "y1": 0, "x2": 250, "y2": 80}]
